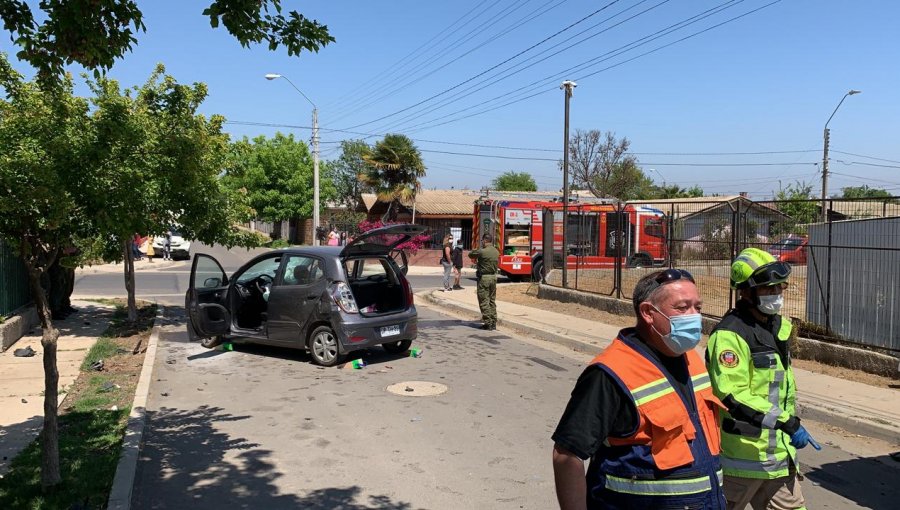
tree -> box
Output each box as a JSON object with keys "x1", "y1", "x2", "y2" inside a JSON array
[
  {"x1": 223, "y1": 132, "x2": 335, "y2": 239},
  {"x1": 83, "y1": 64, "x2": 257, "y2": 322},
  {"x1": 492, "y1": 171, "x2": 537, "y2": 191},
  {"x1": 360, "y1": 134, "x2": 426, "y2": 221},
  {"x1": 652, "y1": 183, "x2": 704, "y2": 199},
  {"x1": 0, "y1": 54, "x2": 93, "y2": 488},
  {"x1": 841, "y1": 185, "x2": 895, "y2": 200},
  {"x1": 0, "y1": 0, "x2": 334, "y2": 84},
  {"x1": 565, "y1": 129, "x2": 653, "y2": 200},
  {"x1": 773, "y1": 181, "x2": 818, "y2": 234},
  {"x1": 326, "y1": 139, "x2": 373, "y2": 208}
]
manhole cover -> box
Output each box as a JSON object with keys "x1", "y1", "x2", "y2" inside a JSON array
[{"x1": 386, "y1": 381, "x2": 448, "y2": 397}]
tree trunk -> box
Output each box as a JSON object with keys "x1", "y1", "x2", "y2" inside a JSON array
[
  {"x1": 23, "y1": 252, "x2": 61, "y2": 488},
  {"x1": 123, "y1": 240, "x2": 137, "y2": 322}
]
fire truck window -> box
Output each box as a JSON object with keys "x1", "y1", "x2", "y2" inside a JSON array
[{"x1": 645, "y1": 218, "x2": 665, "y2": 238}]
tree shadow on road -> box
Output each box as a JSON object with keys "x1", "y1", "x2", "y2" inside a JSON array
[
  {"x1": 804, "y1": 453, "x2": 900, "y2": 508},
  {"x1": 133, "y1": 405, "x2": 421, "y2": 509}
]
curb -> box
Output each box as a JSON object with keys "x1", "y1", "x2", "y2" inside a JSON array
[
  {"x1": 107, "y1": 306, "x2": 164, "y2": 510},
  {"x1": 420, "y1": 290, "x2": 602, "y2": 356},
  {"x1": 420, "y1": 291, "x2": 900, "y2": 445},
  {"x1": 797, "y1": 395, "x2": 900, "y2": 445}
]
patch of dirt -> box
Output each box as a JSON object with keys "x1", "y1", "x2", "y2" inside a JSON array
[
  {"x1": 496, "y1": 283, "x2": 633, "y2": 329},
  {"x1": 792, "y1": 359, "x2": 899, "y2": 391},
  {"x1": 60, "y1": 303, "x2": 154, "y2": 414},
  {"x1": 496, "y1": 284, "x2": 898, "y2": 390}
]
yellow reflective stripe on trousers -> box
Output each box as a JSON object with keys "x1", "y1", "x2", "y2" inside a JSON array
[
  {"x1": 630, "y1": 377, "x2": 675, "y2": 406},
  {"x1": 605, "y1": 471, "x2": 721, "y2": 496}
]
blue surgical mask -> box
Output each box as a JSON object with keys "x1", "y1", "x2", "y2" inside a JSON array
[{"x1": 651, "y1": 305, "x2": 702, "y2": 355}]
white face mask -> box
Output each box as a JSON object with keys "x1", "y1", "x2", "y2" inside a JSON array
[{"x1": 758, "y1": 294, "x2": 783, "y2": 315}]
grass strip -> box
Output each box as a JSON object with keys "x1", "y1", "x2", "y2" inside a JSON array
[{"x1": 0, "y1": 301, "x2": 155, "y2": 509}]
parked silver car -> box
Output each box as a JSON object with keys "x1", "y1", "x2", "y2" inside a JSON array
[{"x1": 186, "y1": 224, "x2": 425, "y2": 366}]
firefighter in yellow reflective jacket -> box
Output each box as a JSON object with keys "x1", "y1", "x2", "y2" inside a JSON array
[{"x1": 706, "y1": 248, "x2": 821, "y2": 510}]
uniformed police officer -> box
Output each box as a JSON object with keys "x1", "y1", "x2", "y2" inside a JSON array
[
  {"x1": 468, "y1": 233, "x2": 499, "y2": 330},
  {"x1": 707, "y1": 248, "x2": 821, "y2": 510}
]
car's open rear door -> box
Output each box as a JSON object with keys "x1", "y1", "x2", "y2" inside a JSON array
[{"x1": 186, "y1": 253, "x2": 231, "y2": 340}]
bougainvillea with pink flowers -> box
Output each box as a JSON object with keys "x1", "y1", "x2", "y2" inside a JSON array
[{"x1": 357, "y1": 220, "x2": 431, "y2": 254}]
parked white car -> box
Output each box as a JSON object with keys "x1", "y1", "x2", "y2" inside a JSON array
[{"x1": 152, "y1": 230, "x2": 192, "y2": 260}]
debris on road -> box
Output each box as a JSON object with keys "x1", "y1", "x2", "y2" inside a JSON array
[
  {"x1": 351, "y1": 359, "x2": 367, "y2": 369},
  {"x1": 90, "y1": 360, "x2": 104, "y2": 371},
  {"x1": 409, "y1": 347, "x2": 423, "y2": 358},
  {"x1": 13, "y1": 346, "x2": 36, "y2": 357}
]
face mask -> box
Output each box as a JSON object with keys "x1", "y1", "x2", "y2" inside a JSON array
[
  {"x1": 651, "y1": 305, "x2": 702, "y2": 355},
  {"x1": 757, "y1": 294, "x2": 783, "y2": 315}
]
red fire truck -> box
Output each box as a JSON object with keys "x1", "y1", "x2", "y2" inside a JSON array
[{"x1": 472, "y1": 196, "x2": 668, "y2": 281}]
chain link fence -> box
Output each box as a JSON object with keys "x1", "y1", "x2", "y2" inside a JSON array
[
  {"x1": 0, "y1": 238, "x2": 31, "y2": 317},
  {"x1": 544, "y1": 197, "x2": 900, "y2": 355}
]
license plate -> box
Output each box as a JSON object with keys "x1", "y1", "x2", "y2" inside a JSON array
[
  {"x1": 381, "y1": 325, "x2": 400, "y2": 337},
  {"x1": 512, "y1": 263, "x2": 521, "y2": 270}
]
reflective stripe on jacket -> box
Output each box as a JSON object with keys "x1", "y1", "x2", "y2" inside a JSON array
[
  {"x1": 587, "y1": 335, "x2": 726, "y2": 508},
  {"x1": 706, "y1": 308, "x2": 797, "y2": 480}
]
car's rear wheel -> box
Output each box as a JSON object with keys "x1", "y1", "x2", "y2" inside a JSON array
[
  {"x1": 308, "y1": 325, "x2": 343, "y2": 367},
  {"x1": 382, "y1": 339, "x2": 412, "y2": 354}
]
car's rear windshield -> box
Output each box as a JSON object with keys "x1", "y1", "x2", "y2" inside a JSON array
[{"x1": 342, "y1": 257, "x2": 394, "y2": 281}]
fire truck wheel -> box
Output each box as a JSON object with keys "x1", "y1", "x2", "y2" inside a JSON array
[
  {"x1": 629, "y1": 253, "x2": 653, "y2": 268},
  {"x1": 532, "y1": 259, "x2": 544, "y2": 281}
]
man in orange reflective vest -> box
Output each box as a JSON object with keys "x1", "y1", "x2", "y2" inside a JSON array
[{"x1": 552, "y1": 269, "x2": 726, "y2": 510}]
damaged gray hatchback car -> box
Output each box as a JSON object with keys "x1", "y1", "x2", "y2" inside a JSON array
[{"x1": 186, "y1": 224, "x2": 426, "y2": 366}]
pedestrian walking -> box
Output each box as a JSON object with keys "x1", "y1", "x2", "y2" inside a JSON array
[
  {"x1": 145, "y1": 236, "x2": 155, "y2": 262},
  {"x1": 451, "y1": 240, "x2": 464, "y2": 290},
  {"x1": 468, "y1": 233, "x2": 499, "y2": 329},
  {"x1": 163, "y1": 230, "x2": 172, "y2": 260},
  {"x1": 553, "y1": 269, "x2": 726, "y2": 510},
  {"x1": 706, "y1": 248, "x2": 818, "y2": 510},
  {"x1": 440, "y1": 234, "x2": 453, "y2": 291}
]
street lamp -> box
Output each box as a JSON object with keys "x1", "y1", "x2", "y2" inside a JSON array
[
  {"x1": 265, "y1": 73, "x2": 320, "y2": 245},
  {"x1": 821, "y1": 89, "x2": 861, "y2": 222}
]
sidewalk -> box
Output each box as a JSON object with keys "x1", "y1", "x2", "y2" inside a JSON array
[
  {"x1": 0, "y1": 300, "x2": 115, "y2": 474},
  {"x1": 423, "y1": 287, "x2": 900, "y2": 445},
  {"x1": 76, "y1": 257, "x2": 184, "y2": 275}
]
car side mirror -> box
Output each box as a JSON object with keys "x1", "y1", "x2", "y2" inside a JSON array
[{"x1": 204, "y1": 277, "x2": 222, "y2": 288}]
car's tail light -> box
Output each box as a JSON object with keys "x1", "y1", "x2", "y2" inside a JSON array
[
  {"x1": 331, "y1": 282, "x2": 359, "y2": 313},
  {"x1": 401, "y1": 276, "x2": 414, "y2": 307}
]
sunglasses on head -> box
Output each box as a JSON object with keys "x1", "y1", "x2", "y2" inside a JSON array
[{"x1": 652, "y1": 268, "x2": 695, "y2": 289}]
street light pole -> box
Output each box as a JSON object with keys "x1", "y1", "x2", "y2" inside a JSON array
[
  {"x1": 560, "y1": 80, "x2": 576, "y2": 289},
  {"x1": 821, "y1": 89, "x2": 861, "y2": 222},
  {"x1": 265, "y1": 73, "x2": 320, "y2": 245}
]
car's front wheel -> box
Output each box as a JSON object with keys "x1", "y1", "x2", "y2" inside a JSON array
[
  {"x1": 200, "y1": 336, "x2": 222, "y2": 349},
  {"x1": 308, "y1": 325, "x2": 343, "y2": 367},
  {"x1": 382, "y1": 339, "x2": 412, "y2": 354}
]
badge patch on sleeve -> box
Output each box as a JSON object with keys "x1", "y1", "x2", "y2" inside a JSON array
[{"x1": 719, "y1": 350, "x2": 739, "y2": 368}]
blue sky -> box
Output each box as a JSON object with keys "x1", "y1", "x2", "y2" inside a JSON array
[{"x1": 3, "y1": 0, "x2": 899, "y2": 198}]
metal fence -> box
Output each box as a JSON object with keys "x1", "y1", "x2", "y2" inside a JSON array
[
  {"x1": 0, "y1": 238, "x2": 31, "y2": 317},
  {"x1": 544, "y1": 197, "x2": 900, "y2": 355}
]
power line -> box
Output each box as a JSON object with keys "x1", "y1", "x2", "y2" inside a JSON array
[
  {"x1": 833, "y1": 159, "x2": 900, "y2": 170},
  {"x1": 330, "y1": 0, "x2": 568, "y2": 123},
  {"x1": 340, "y1": 0, "x2": 624, "y2": 130},
  {"x1": 830, "y1": 150, "x2": 900, "y2": 165},
  {"x1": 392, "y1": 0, "x2": 770, "y2": 134},
  {"x1": 372, "y1": 0, "x2": 672, "y2": 134},
  {"x1": 325, "y1": 0, "x2": 501, "y2": 115}
]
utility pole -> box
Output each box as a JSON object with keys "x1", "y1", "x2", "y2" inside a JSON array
[
  {"x1": 312, "y1": 107, "x2": 320, "y2": 245},
  {"x1": 821, "y1": 89, "x2": 861, "y2": 223},
  {"x1": 560, "y1": 80, "x2": 576, "y2": 288},
  {"x1": 821, "y1": 127, "x2": 829, "y2": 223}
]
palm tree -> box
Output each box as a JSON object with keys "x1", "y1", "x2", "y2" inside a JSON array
[{"x1": 360, "y1": 134, "x2": 426, "y2": 221}]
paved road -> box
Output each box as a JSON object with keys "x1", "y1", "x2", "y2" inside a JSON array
[
  {"x1": 72, "y1": 242, "x2": 454, "y2": 306},
  {"x1": 72, "y1": 244, "x2": 900, "y2": 508}
]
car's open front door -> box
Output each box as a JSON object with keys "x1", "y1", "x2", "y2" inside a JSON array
[{"x1": 186, "y1": 253, "x2": 231, "y2": 340}]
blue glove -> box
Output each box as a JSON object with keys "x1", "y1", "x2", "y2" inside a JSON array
[{"x1": 789, "y1": 425, "x2": 822, "y2": 450}]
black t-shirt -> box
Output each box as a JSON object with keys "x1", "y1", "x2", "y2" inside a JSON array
[{"x1": 551, "y1": 328, "x2": 695, "y2": 461}]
